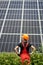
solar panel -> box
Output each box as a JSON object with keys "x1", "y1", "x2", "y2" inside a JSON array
[
  {"x1": 22, "y1": 21, "x2": 40, "y2": 34},
  {"x1": 0, "y1": 0, "x2": 43, "y2": 52},
  {"x1": 39, "y1": 2, "x2": 43, "y2": 9},
  {"x1": 0, "y1": 20, "x2": 3, "y2": 31},
  {"x1": 6, "y1": 10, "x2": 22, "y2": 19},
  {"x1": 23, "y1": 10, "x2": 38, "y2": 19},
  {"x1": 3, "y1": 20, "x2": 21, "y2": 33},
  {"x1": 0, "y1": 10, "x2": 6, "y2": 19},
  {"x1": 40, "y1": 10, "x2": 43, "y2": 20},
  {"x1": 41, "y1": 21, "x2": 43, "y2": 33},
  {"x1": 0, "y1": 1, "x2": 9, "y2": 8},
  {"x1": 0, "y1": 35, "x2": 20, "y2": 52},
  {"x1": 24, "y1": 1, "x2": 37, "y2": 9},
  {"x1": 9, "y1": 1, "x2": 23, "y2": 8}
]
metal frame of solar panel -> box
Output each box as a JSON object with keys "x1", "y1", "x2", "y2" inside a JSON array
[{"x1": 0, "y1": 0, "x2": 43, "y2": 52}]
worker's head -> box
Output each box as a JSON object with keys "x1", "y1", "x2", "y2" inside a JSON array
[{"x1": 21, "y1": 34, "x2": 29, "y2": 43}]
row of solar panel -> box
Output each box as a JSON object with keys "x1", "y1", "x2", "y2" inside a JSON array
[
  {"x1": 0, "y1": 20, "x2": 39, "y2": 28},
  {"x1": 0, "y1": 0, "x2": 43, "y2": 52},
  {"x1": 0, "y1": 34, "x2": 41, "y2": 52},
  {"x1": 0, "y1": 42, "x2": 41, "y2": 52},
  {"x1": 0, "y1": 20, "x2": 43, "y2": 33},
  {"x1": 0, "y1": 43, "x2": 14, "y2": 52},
  {"x1": 0, "y1": 10, "x2": 43, "y2": 19},
  {"x1": 0, "y1": 1, "x2": 43, "y2": 9},
  {"x1": 0, "y1": 35, "x2": 41, "y2": 44}
]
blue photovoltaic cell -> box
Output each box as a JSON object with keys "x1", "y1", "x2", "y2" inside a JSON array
[
  {"x1": 40, "y1": 10, "x2": 43, "y2": 20},
  {"x1": 9, "y1": 1, "x2": 23, "y2": 8},
  {"x1": 0, "y1": 1, "x2": 9, "y2": 8},
  {"x1": 39, "y1": 2, "x2": 43, "y2": 9},
  {"x1": 41, "y1": 21, "x2": 43, "y2": 33},
  {"x1": 23, "y1": 10, "x2": 38, "y2": 19},
  {"x1": 0, "y1": 35, "x2": 20, "y2": 52},
  {"x1": 0, "y1": 10, "x2": 6, "y2": 19},
  {"x1": 30, "y1": 35, "x2": 41, "y2": 44},
  {"x1": 6, "y1": 10, "x2": 22, "y2": 19},
  {"x1": 22, "y1": 21, "x2": 40, "y2": 34},
  {"x1": 3, "y1": 20, "x2": 21, "y2": 33},
  {"x1": 24, "y1": 2, "x2": 37, "y2": 9},
  {"x1": 0, "y1": 20, "x2": 3, "y2": 32}
]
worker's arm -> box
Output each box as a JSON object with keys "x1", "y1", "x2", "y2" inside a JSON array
[
  {"x1": 14, "y1": 46, "x2": 19, "y2": 54},
  {"x1": 31, "y1": 45, "x2": 36, "y2": 53}
]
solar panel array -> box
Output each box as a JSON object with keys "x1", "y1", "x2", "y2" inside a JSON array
[{"x1": 0, "y1": 0, "x2": 43, "y2": 52}]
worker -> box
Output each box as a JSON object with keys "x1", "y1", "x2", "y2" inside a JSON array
[{"x1": 14, "y1": 34, "x2": 36, "y2": 64}]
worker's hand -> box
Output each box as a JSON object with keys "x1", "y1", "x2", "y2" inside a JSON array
[
  {"x1": 15, "y1": 51, "x2": 19, "y2": 55},
  {"x1": 31, "y1": 45, "x2": 36, "y2": 54},
  {"x1": 31, "y1": 49, "x2": 36, "y2": 54},
  {"x1": 31, "y1": 51, "x2": 34, "y2": 54},
  {"x1": 16, "y1": 52, "x2": 20, "y2": 56}
]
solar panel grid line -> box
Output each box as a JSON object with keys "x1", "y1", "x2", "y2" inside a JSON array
[
  {"x1": 0, "y1": 0, "x2": 36, "y2": 2},
  {"x1": 9, "y1": 9, "x2": 37, "y2": 10},
  {"x1": 35, "y1": 22, "x2": 38, "y2": 45},
  {"x1": 0, "y1": 33, "x2": 43, "y2": 35},
  {"x1": 5, "y1": 19, "x2": 43, "y2": 21},
  {"x1": 0, "y1": 0, "x2": 9, "y2": 1},
  {"x1": 0, "y1": 19, "x2": 4, "y2": 20},
  {"x1": 0, "y1": 0, "x2": 43, "y2": 2},
  {"x1": 0, "y1": 33, "x2": 20, "y2": 35},
  {"x1": 3, "y1": 0, "x2": 23, "y2": 1},
  {"x1": 37, "y1": 0, "x2": 42, "y2": 42},
  {"x1": 9, "y1": 7, "x2": 43, "y2": 10},
  {"x1": 0, "y1": 8, "x2": 43, "y2": 10},
  {"x1": 0, "y1": 8, "x2": 6, "y2": 10},
  {"x1": 37, "y1": 0, "x2": 43, "y2": 52},
  {"x1": 1, "y1": 19, "x2": 43, "y2": 21},
  {"x1": 0, "y1": 0, "x2": 11, "y2": 38},
  {"x1": 20, "y1": 0, "x2": 24, "y2": 42}
]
